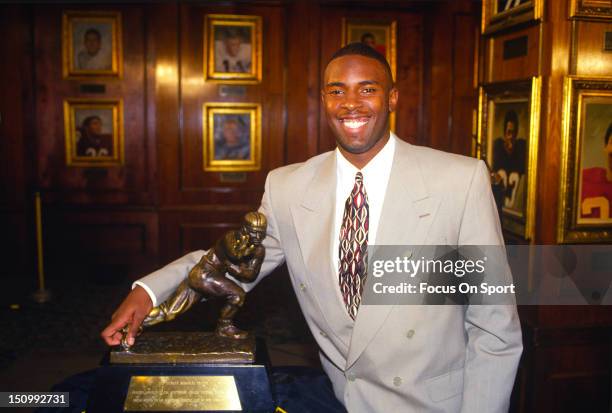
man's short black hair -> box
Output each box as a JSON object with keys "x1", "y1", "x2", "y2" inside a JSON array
[
  {"x1": 328, "y1": 42, "x2": 393, "y2": 85},
  {"x1": 504, "y1": 110, "x2": 519, "y2": 133},
  {"x1": 605, "y1": 122, "x2": 612, "y2": 146}
]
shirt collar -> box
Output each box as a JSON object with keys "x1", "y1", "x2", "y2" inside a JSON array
[{"x1": 335, "y1": 132, "x2": 397, "y2": 176}]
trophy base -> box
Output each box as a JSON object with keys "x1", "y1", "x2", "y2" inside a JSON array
[
  {"x1": 110, "y1": 331, "x2": 255, "y2": 364},
  {"x1": 88, "y1": 334, "x2": 274, "y2": 413}
]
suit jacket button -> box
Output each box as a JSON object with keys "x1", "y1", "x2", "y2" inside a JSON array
[
  {"x1": 406, "y1": 329, "x2": 415, "y2": 338},
  {"x1": 299, "y1": 283, "x2": 306, "y2": 291},
  {"x1": 319, "y1": 330, "x2": 328, "y2": 338},
  {"x1": 393, "y1": 376, "x2": 402, "y2": 387},
  {"x1": 347, "y1": 373, "x2": 356, "y2": 382}
]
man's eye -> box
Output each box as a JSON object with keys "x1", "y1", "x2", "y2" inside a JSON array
[
  {"x1": 328, "y1": 89, "x2": 343, "y2": 95},
  {"x1": 362, "y1": 87, "x2": 377, "y2": 94}
]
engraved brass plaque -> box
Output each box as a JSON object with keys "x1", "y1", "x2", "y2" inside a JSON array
[{"x1": 124, "y1": 375, "x2": 242, "y2": 411}]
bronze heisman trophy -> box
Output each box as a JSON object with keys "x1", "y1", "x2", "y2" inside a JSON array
[{"x1": 121, "y1": 211, "x2": 267, "y2": 348}]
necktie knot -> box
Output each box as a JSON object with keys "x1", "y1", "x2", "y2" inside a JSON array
[{"x1": 350, "y1": 172, "x2": 367, "y2": 209}]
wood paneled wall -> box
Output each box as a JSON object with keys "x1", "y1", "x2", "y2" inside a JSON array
[
  {"x1": 34, "y1": 5, "x2": 153, "y2": 204},
  {"x1": 479, "y1": 0, "x2": 612, "y2": 411},
  {"x1": 0, "y1": 6, "x2": 35, "y2": 282},
  {"x1": 0, "y1": 0, "x2": 479, "y2": 282}
]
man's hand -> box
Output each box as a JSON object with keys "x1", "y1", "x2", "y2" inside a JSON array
[{"x1": 100, "y1": 285, "x2": 153, "y2": 347}]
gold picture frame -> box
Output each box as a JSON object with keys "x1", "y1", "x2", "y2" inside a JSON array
[
  {"x1": 204, "y1": 14, "x2": 262, "y2": 84},
  {"x1": 203, "y1": 103, "x2": 261, "y2": 172},
  {"x1": 62, "y1": 10, "x2": 122, "y2": 79},
  {"x1": 476, "y1": 77, "x2": 541, "y2": 239},
  {"x1": 558, "y1": 77, "x2": 612, "y2": 243},
  {"x1": 570, "y1": 0, "x2": 612, "y2": 20},
  {"x1": 341, "y1": 18, "x2": 397, "y2": 131},
  {"x1": 481, "y1": 0, "x2": 544, "y2": 35},
  {"x1": 63, "y1": 98, "x2": 124, "y2": 167}
]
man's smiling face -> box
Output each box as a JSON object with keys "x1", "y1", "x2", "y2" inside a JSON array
[{"x1": 322, "y1": 54, "x2": 397, "y2": 164}]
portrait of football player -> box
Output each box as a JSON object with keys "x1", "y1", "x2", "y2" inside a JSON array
[
  {"x1": 75, "y1": 114, "x2": 113, "y2": 157},
  {"x1": 213, "y1": 114, "x2": 251, "y2": 161},
  {"x1": 213, "y1": 27, "x2": 252, "y2": 74},
  {"x1": 359, "y1": 32, "x2": 386, "y2": 56},
  {"x1": 345, "y1": 23, "x2": 391, "y2": 68},
  {"x1": 491, "y1": 107, "x2": 529, "y2": 217},
  {"x1": 580, "y1": 116, "x2": 612, "y2": 223},
  {"x1": 73, "y1": 107, "x2": 115, "y2": 159},
  {"x1": 72, "y1": 22, "x2": 113, "y2": 72}
]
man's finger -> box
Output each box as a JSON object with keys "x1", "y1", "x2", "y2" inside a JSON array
[
  {"x1": 101, "y1": 321, "x2": 123, "y2": 341},
  {"x1": 101, "y1": 313, "x2": 132, "y2": 343},
  {"x1": 108, "y1": 312, "x2": 132, "y2": 332},
  {"x1": 111, "y1": 330, "x2": 124, "y2": 343},
  {"x1": 101, "y1": 325, "x2": 123, "y2": 346},
  {"x1": 127, "y1": 313, "x2": 145, "y2": 346},
  {"x1": 100, "y1": 323, "x2": 119, "y2": 341},
  {"x1": 103, "y1": 331, "x2": 123, "y2": 346}
]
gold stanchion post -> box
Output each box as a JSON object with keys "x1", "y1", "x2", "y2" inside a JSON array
[{"x1": 32, "y1": 191, "x2": 51, "y2": 303}]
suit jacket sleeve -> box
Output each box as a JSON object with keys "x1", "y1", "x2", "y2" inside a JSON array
[
  {"x1": 459, "y1": 160, "x2": 523, "y2": 413},
  {"x1": 136, "y1": 172, "x2": 286, "y2": 305}
]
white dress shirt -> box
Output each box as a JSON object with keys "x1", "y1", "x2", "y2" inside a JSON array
[{"x1": 332, "y1": 133, "x2": 396, "y2": 287}]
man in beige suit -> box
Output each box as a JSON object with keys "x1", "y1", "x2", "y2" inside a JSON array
[{"x1": 102, "y1": 43, "x2": 522, "y2": 412}]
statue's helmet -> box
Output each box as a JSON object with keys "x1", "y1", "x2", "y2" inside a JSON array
[{"x1": 243, "y1": 211, "x2": 267, "y2": 232}]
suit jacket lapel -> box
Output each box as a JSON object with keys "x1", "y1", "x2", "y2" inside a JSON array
[
  {"x1": 347, "y1": 139, "x2": 441, "y2": 368},
  {"x1": 289, "y1": 153, "x2": 354, "y2": 353}
]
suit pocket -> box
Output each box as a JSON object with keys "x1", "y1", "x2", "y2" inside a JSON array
[{"x1": 426, "y1": 368, "x2": 464, "y2": 402}]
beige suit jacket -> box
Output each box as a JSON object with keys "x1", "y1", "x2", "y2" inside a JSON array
[{"x1": 139, "y1": 138, "x2": 523, "y2": 412}]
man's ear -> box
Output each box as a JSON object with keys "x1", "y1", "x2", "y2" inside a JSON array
[
  {"x1": 389, "y1": 87, "x2": 399, "y2": 113},
  {"x1": 321, "y1": 89, "x2": 326, "y2": 104}
]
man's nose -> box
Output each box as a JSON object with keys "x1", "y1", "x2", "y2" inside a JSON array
[{"x1": 341, "y1": 90, "x2": 361, "y2": 110}]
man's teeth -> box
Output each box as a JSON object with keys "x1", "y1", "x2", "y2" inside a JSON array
[{"x1": 342, "y1": 119, "x2": 368, "y2": 129}]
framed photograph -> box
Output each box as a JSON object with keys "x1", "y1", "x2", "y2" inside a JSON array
[
  {"x1": 203, "y1": 103, "x2": 261, "y2": 172},
  {"x1": 341, "y1": 18, "x2": 397, "y2": 80},
  {"x1": 341, "y1": 18, "x2": 397, "y2": 131},
  {"x1": 558, "y1": 77, "x2": 612, "y2": 243},
  {"x1": 481, "y1": 0, "x2": 544, "y2": 35},
  {"x1": 477, "y1": 77, "x2": 541, "y2": 239},
  {"x1": 63, "y1": 98, "x2": 124, "y2": 167},
  {"x1": 204, "y1": 14, "x2": 262, "y2": 84},
  {"x1": 570, "y1": 0, "x2": 612, "y2": 20},
  {"x1": 62, "y1": 11, "x2": 122, "y2": 78}
]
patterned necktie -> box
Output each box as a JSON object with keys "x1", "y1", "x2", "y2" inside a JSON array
[{"x1": 338, "y1": 171, "x2": 369, "y2": 320}]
